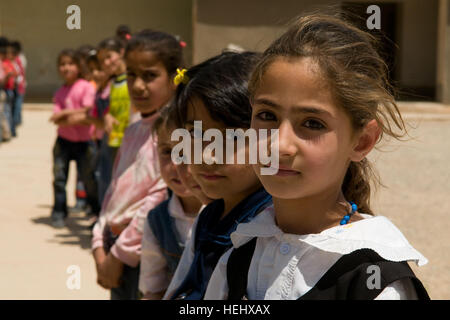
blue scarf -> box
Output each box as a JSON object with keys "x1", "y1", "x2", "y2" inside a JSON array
[{"x1": 170, "y1": 188, "x2": 272, "y2": 300}]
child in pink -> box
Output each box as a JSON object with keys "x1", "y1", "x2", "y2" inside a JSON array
[
  {"x1": 92, "y1": 30, "x2": 183, "y2": 300},
  {"x1": 50, "y1": 49, "x2": 99, "y2": 228}
]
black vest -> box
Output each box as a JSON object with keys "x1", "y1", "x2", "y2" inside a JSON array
[
  {"x1": 147, "y1": 197, "x2": 185, "y2": 277},
  {"x1": 227, "y1": 238, "x2": 430, "y2": 300}
]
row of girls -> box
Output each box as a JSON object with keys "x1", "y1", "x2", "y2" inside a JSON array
[
  {"x1": 0, "y1": 37, "x2": 26, "y2": 144},
  {"x1": 50, "y1": 14, "x2": 431, "y2": 300}
]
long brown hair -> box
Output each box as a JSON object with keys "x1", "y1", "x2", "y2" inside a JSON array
[{"x1": 249, "y1": 13, "x2": 407, "y2": 214}]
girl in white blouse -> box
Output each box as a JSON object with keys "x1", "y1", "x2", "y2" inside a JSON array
[
  {"x1": 204, "y1": 13, "x2": 430, "y2": 300},
  {"x1": 139, "y1": 108, "x2": 209, "y2": 299}
]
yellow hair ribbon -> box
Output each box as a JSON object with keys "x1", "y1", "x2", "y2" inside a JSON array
[{"x1": 174, "y1": 68, "x2": 189, "y2": 86}]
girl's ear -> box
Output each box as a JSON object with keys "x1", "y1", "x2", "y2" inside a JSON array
[{"x1": 350, "y1": 119, "x2": 381, "y2": 162}]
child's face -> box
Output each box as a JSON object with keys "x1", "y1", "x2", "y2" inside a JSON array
[
  {"x1": 251, "y1": 57, "x2": 362, "y2": 200},
  {"x1": 6, "y1": 46, "x2": 14, "y2": 60},
  {"x1": 125, "y1": 50, "x2": 176, "y2": 114},
  {"x1": 58, "y1": 55, "x2": 79, "y2": 84},
  {"x1": 186, "y1": 98, "x2": 261, "y2": 201},
  {"x1": 157, "y1": 125, "x2": 193, "y2": 198},
  {"x1": 97, "y1": 48, "x2": 124, "y2": 76},
  {"x1": 176, "y1": 163, "x2": 214, "y2": 205},
  {"x1": 88, "y1": 60, "x2": 109, "y2": 87}
]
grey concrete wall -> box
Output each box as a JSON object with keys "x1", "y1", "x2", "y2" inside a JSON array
[{"x1": 0, "y1": 0, "x2": 193, "y2": 101}]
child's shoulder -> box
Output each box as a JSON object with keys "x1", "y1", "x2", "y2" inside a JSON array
[
  {"x1": 317, "y1": 214, "x2": 428, "y2": 266},
  {"x1": 230, "y1": 207, "x2": 428, "y2": 267},
  {"x1": 73, "y1": 78, "x2": 94, "y2": 90},
  {"x1": 124, "y1": 114, "x2": 159, "y2": 138}
]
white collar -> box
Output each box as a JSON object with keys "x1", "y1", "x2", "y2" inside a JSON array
[
  {"x1": 168, "y1": 194, "x2": 203, "y2": 221},
  {"x1": 231, "y1": 205, "x2": 428, "y2": 267}
]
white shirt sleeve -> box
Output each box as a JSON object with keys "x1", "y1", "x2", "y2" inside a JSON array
[
  {"x1": 162, "y1": 217, "x2": 199, "y2": 300},
  {"x1": 138, "y1": 219, "x2": 170, "y2": 295},
  {"x1": 375, "y1": 279, "x2": 419, "y2": 300}
]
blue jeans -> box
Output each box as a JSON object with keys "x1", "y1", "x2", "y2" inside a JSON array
[
  {"x1": 51, "y1": 137, "x2": 100, "y2": 220},
  {"x1": 13, "y1": 90, "x2": 23, "y2": 126},
  {"x1": 4, "y1": 89, "x2": 15, "y2": 137}
]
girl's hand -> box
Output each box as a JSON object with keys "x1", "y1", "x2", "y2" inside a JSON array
[
  {"x1": 66, "y1": 112, "x2": 88, "y2": 125},
  {"x1": 93, "y1": 248, "x2": 109, "y2": 288},
  {"x1": 96, "y1": 252, "x2": 124, "y2": 289},
  {"x1": 104, "y1": 113, "x2": 119, "y2": 134},
  {"x1": 49, "y1": 113, "x2": 66, "y2": 123}
]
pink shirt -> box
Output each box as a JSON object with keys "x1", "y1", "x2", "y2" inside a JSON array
[
  {"x1": 92, "y1": 113, "x2": 168, "y2": 267},
  {"x1": 53, "y1": 79, "x2": 95, "y2": 142}
]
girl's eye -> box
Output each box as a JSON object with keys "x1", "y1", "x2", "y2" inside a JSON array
[
  {"x1": 143, "y1": 72, "x2": 157, "y2": 82},
  {"x1": 158, "y1": 147, "x2": 172, "y2": 156},
  {"x1": 256, "y1": 111, "x2": 277, "y2": 121},
  {"x1": 303, "y1": 119, "x2": 326, "y2": 130}
]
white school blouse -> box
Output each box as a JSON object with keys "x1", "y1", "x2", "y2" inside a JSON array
[{"x1": 204, "y1": 205, "x2": 428, "y2": 300}]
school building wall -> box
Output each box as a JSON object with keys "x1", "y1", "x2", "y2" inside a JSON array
[
  {"x1": 0, "y1": 0, "x2": 193, "y2": 101},
  {"x1": 1, "y1": 0, "x2": 448, "y2": 103},
  {"x1": 193, "y1": 0, "x2": 440, "y2": 101}
]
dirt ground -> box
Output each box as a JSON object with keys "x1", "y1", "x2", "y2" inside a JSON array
[{"x1": 0, "y1": 103, "x2": 448, "y2": 299}]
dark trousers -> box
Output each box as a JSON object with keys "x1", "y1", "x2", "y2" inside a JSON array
[
  {"x1": 51, "y1": 137, "x2": 100, "y2": 220},
  {"x1": 103, "y1": 227, "x2": 141, "y2": 300},
  {"x1": 110, "y1": 264, "x2": 141, "y2": 300}
]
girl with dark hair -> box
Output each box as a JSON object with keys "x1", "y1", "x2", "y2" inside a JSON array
[
  {"x1": 139, "y1": 105, "x2": 209, "y2": 300},
  {"x1": 92, "y1": 30, "x2": 184, "y2": 300},
  {"x1": 96, "y1": 37, "x2": 130, "y2": 204},
  {"x1": 163, "y1": 51, "x2": 273, "y2": 300},
  {"x1": 49, "y1": 49, "x2": 99, "y2": 228},
  {"x1": 204, "y1": 13, "x2": 429, "y2": 300}
]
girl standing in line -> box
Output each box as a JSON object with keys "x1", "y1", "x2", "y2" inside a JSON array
[
  {"x1": 164, "y1": 51, "x2": 272, "y2": 300},
  {"x1": 49, "y1": 49, "x2": 99, "y2": 228},
  {"x1": 139, "y1": 106, "x2": 211, "y2": 299},
  {"x1": 204, "y1": 13, "x2": 429, "y2": 300},
  {"x1": 92, "y1": 30, "x2": 184, "y2": 300},
  {"x1": 96, "y1": 37, "x2": 130, "y2": 204}
]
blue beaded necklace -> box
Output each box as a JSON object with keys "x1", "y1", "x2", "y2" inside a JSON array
[{"x1": 340, "y1": 201, "x2": 358, "y2": 225}]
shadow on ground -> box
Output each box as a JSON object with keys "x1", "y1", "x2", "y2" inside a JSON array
[{"x1": 32, "y1": 205, "x2": 95, "y2": 250}]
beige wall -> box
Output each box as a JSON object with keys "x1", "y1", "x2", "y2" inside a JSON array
[
  {"x1": 193, "y1": 0, "x2": 331, "y2": 64},
  {"x1": 194, "y1": 0, "x2": 438, "y2": 99},
  {"x1": 0, "y1": 0, "x2": 440, "y2": 101},
  {"x1": 0, "y1": 0, "x2": 193, "y2": 101}
]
